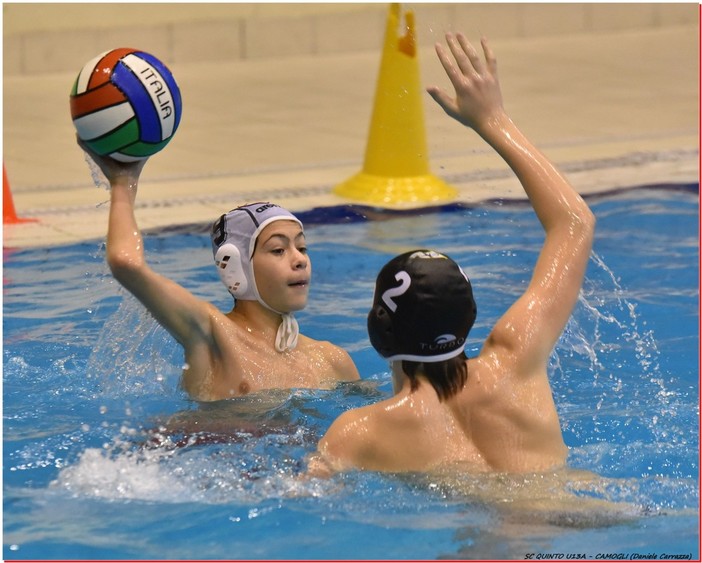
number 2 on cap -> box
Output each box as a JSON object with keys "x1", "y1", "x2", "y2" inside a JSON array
[{"x1": 382, "y1": 271, "x2": 411, "y2": 313}]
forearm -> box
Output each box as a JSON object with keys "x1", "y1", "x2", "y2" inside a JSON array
[
  {"x1": 476, "y1": 111, "x2": 594, "y2": 233},
  {"x1": 107, "y1": 179, "x2": 146, "y2": 277},
  {"x1": 103, "y1": 171, "x2": 214, "y2": 351}
]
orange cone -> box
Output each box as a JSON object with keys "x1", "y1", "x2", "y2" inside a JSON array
[{"x1": 3, "y1": 165, "x2": 34, "y2": 224}]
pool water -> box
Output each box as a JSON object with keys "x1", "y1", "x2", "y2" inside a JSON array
[{"x1": 3, "y1": 186, "x2": 699, "y2": 560}]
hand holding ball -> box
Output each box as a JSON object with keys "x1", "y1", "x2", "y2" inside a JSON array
[{"x1": 70, "y1": 48, "x2": 182, "y2": 162}]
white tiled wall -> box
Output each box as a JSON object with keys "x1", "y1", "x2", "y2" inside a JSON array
[{"x1": 4, "y1": 3, "x2": 698, "y2": 76}]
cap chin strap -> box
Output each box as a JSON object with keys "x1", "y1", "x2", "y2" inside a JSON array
[
  {"x1": 234, "y1": 298, "x2": 299, "y2": 352},
  {"x1": 252, "y1": 288, "x2": 299, "y2": 352},
  {"x1": 276, "y1": 313, "x2": 299, "y2": 352}
]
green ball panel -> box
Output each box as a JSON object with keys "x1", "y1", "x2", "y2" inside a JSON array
[
  {"x1": 83, "y1": 118, "x2": 139, "y2": 155},
  {"x1": 117, "y1": 137, "x2": 173, "y2": 157}
]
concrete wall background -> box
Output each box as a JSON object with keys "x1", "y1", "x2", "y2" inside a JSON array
[{"x1": 4, "y1": 2, "x2": 698, "y2": 76}]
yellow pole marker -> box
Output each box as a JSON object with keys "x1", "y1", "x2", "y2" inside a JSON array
[{"x1": 334, "y1": 3, "x2": 456, "y2": 206}]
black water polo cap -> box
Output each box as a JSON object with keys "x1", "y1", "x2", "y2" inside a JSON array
[{"x1": 367, "y1": 250, "x2": 477, "y2": 362}]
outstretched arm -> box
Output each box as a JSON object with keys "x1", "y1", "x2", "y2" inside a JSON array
[
  {"x1": 428, "y1": 34, "x2": 595, "y2": 374},
  {"x1": 82, "y1": 143, "x2": 217, "y2": 353}
]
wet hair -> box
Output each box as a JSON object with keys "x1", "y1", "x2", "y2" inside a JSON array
[{"x1": 402, "y1": 351, "x2": 468, "y2": 402}]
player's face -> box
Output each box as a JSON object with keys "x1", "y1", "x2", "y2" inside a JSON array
[{"x1": 252, "y1": 221, "x2": 311, "y2": 313}]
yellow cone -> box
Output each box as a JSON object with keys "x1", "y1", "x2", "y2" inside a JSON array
[{"x1": 334, "y1": 3, "x2": 456, "y2": 206}]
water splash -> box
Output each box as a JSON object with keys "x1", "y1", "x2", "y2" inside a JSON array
[
  {"x1": 554, "y1": 251, "x2": 663, "y2": 393},
  {"x1": 552, "y1": 250, "x2": 696, "y2": 476},
  {"x1": 83, "y1": 151, "x2": 110, "y2": 192},
  {"x1": 86, "y1": 293, "x2": 180, "y2": 398},
  {"x1": 50, "y1": 424, "x2": 337, "y2": 505}
]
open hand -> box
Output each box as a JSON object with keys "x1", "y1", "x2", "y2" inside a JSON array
[{"x1": 427, "y1": 33, "x2": 504, "y2": 132}]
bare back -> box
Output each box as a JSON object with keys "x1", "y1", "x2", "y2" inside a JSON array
[
  {"x1": 316, "y1": 356, "x2": 567, "y2": 474},
  {"x1": 450, "y1": 355, "x2": 568, "y2": 472}
]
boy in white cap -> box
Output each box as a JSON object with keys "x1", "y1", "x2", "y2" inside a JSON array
[
  {"x1": 311, "y1": 33, "x2": 595, "y2": 475},
  {"x1": 81, "y1": 148, "x2": 359, "y2": 401}
]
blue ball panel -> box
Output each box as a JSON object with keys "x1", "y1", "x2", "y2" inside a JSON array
[
  {"x1": 111, "y1": 60, "x2": 162, "y2": 143},
  {"x1": 135, "y1": 51, "x2": 183, "y2": 133}
]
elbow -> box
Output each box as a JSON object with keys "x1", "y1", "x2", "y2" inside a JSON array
[
  {"x1": 570, "y1": 203, "x2": 596, "y2": 242},
  {"x1": 550, "y1": 205, "x2": 595, "y2": 252},
  {"x1": 581, "y1": 205, "x2": 596, "y2": 239},
  {"x1": 582, "y1": 205, "x2": 597, "y2": 240},
  {"x1": 106, "y1": 246, "x2": 146, "y2": 284},
  {"x1": 572, "y1": 207, "x2": 595, "y2": 257},
  {"x1": 582, "y1": 203, "x2": 596, "y2": 229}
]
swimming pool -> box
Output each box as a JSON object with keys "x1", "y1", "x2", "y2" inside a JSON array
[{"x1": 3, "y1": 185, "x2": 699, "y2": 560}]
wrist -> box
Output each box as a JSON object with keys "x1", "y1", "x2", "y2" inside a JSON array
[
  {"x1": 110, "y1": 175, "x2": 138, "y2": 191},
  {"x1": 474, "y1": 109, "x2": 513, "y2": 139}
]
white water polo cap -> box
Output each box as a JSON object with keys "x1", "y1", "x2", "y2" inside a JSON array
[
  {"x1": 367, "y1": 250, "x2": 477, "y2": 362},
  {"x1": 211, "y1": 202, "x2": 304, "y2": 352}
]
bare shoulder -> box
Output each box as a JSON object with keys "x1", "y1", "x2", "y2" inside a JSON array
[
  {"x1": 319, "y1": 393, "x2": 438, "y2": 472},
  {"x1": 462, "y1": 352, "x2": 517, "y2": 402},
  {"x1": 473, "y1": 333, "x2": 516, "y2": 375},
  {"x1": 298, "y1": 335, "x2": 360, "y2": 381},
  {"x1": 318, "y1": 401, "x2": 386, "y2": 471},
  {"x1": 192, "y1": 300, "x2": 238, "y2": 343},
  {"x1": 474, "y1": 298, "x2": 552, "y2": 381}
]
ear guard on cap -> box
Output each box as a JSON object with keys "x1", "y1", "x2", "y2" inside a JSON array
[
  {"x1": 214, "y1": 243, "x2": 248, "y2": 297},
  {"x1": 367, "y1": 305, "x2": 396, "y2": 358}
]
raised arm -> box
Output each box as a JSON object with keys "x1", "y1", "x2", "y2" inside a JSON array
[
  {"x1": 428, "y1": 34, "x2": 595, "y2": 374},
  {"x1": 81, "y1": 143, "x2": 217, "y2": 352}
]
